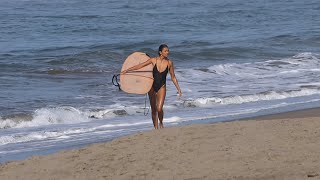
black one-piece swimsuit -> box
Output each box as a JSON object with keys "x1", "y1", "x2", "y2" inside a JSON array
[{"x1": 152, "y1": 63, "x2": 169, "y2": 92}]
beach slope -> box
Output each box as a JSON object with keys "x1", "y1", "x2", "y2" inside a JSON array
[{"x1": 1, "y1": 109, "x2": 320, "y2": 180}]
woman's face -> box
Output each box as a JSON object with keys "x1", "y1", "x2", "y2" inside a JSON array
[{"x1": 160, "y1": 47, "x2": 169, "y2": 58}]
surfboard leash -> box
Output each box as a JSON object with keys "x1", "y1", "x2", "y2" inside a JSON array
[
  {"x1": 112, "y1": 74, "x2": 121, "y2": 91},
  {"x1": 112, "y1": 72, "x2": 154, "y2": 91},
  {"x1": 112, "y1": 73, "x2": 150, "y2": 115},
  {"x1": 144, "y1": 93, "x2": 150, "y2": 116}
]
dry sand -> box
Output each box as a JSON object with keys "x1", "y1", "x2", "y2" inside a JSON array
[{"x1": 1, "y1": 108, "x2": 320, "y2": 180}]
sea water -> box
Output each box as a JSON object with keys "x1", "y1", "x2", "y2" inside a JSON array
[{"x1": 0, "y1": 0, "x2": 319, "y2": 163}]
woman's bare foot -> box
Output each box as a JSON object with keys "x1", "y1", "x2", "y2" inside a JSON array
[{"x1": 159, "y1": 122, "x2": 164, "y2": 129}]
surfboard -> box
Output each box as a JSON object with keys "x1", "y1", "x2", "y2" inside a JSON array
[{"x1": 120, "y1": 52, "x2": 154, "y2": 94}]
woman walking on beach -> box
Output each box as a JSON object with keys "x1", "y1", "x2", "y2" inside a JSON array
[{"x1": 122, "y1": 44, "x2": 182, "y2": 129}]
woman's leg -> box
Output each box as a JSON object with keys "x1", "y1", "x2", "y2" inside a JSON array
[
  {"x1": 156, "y1": 85, "x2": 166, "y2": 128},
  {"x1": 148, "y1": 87, "x2": 158, "y2": 129}
]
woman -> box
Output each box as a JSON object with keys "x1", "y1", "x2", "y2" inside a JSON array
[{"x1": 122, "y1": 44, "x2": 182, "y2": 129}]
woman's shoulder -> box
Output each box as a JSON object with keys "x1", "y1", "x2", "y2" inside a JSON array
[
  {"x1": 150, "y1": 57, "x2": 158, "y2": 61},
  {"x1": 149, "y1": 57, "x2": 157, "y2": 64}
]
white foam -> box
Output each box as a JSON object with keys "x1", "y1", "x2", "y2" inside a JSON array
[
  {"x1": 86, "y1": 109, "x2": 121, "y2": 119},
  {"x1": 0, "y1": 128, "x2": 91, "y2": 146},
  {"x1": 0, "y1": 105, "x2": 147, "y2": 129},
  {"x1": 183, "y1": 88, "x2": 320, "y2": 107},
  {"x1": 164, "y1": 116, "x2": 182, "y2": 123},
  {"x1": 0, "y1": 119, "x2": 18, "y2": 129},
  {"x1": 96, "y1": 121, "x2": 150, "y2": 129},
  {"x1": 174, "y1": 52, "x2": 320, "y2": 103},
  {"x1": 0, "y1": 107, "x2": 90, "y2": 129},
  {"x1": 23, "y1": 107, "x2": 89, "y2": 127}
]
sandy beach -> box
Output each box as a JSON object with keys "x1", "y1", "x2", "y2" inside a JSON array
[{"x1": 1, "y1": 108, "x2": 320, "y2": 180}]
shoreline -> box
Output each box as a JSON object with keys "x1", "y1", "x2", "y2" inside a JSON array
[
  {"x1": 1, "y1": 108, "x2": 320, "y2": 179},
  {"x1": 248, "y1": 107, "x2": 320, "y2": 120}
]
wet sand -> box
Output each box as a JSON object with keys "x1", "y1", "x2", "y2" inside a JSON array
[{"x1": 1, "y1": 108, "x2": 320, "y2": 180}]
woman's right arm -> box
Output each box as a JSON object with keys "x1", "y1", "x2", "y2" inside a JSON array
[{"x1": 121, "y1": 58, "x2": 154, "y2": 74}]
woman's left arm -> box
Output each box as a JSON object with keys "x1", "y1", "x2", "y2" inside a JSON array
[{"x1": 169, "y1": 60, "x2": 182, "y2": 97}]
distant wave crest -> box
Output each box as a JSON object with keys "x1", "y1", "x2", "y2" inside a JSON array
[
  {"x1": 0, "y1": 106, "x2": 131, "y2": 129},
  {"x1": 183, "y1": 88, "x2": 320, "y2": 107}
]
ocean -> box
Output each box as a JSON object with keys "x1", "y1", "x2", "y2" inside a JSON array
[{"x1": 0, "y1": 0, "x2": 319, "y2": 163}]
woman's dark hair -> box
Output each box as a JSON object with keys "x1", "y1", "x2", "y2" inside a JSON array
[{"x1": 158, "y1": 44, "x2": 169, "y2": 56}]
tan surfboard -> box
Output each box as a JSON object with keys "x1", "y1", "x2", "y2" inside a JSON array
[{"x1": 120, "y1": 52, "x2": 154, "y2": 94}]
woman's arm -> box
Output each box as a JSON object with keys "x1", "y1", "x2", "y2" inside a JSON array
[
  {"x1": 121, "y1": 58, "x2": 154, "y2": 74},
  {"x1": 168, "y1": 60, "x2": 182, "y2": 97}
]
